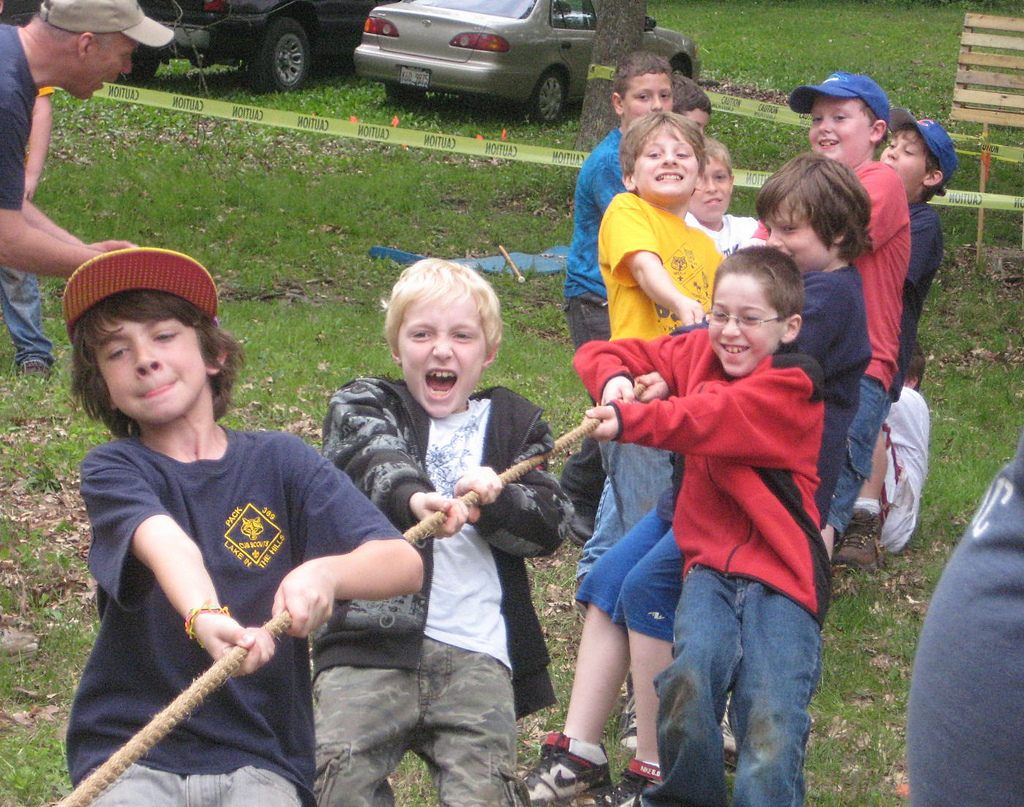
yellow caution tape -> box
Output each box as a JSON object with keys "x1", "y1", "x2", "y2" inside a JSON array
[
  {"x1": 96, "y1": 83, "x2": 1024, "y2": 210},
  {"x1": 96, "y1": 83, "x2": 589, "y2": 169},
  {"x1": 587, "y1": 64, "x2": 617, "y2": 82}
]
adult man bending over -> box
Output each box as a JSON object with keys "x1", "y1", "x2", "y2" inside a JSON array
[{"x1": 0, "y1": 0, "x2": 172, "y2": 277}]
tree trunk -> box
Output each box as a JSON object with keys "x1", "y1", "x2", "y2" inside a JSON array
[{"x1": 574, "y1": 0, "x2": 647, "y2": 152}]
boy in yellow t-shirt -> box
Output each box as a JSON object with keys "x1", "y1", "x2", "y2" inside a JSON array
[
  {"x1": 574, "y1": 111, "x2": 720, "y2": 584},
  {"x1": 599, "y1": 112, "x2": 721, "y2": 341}
]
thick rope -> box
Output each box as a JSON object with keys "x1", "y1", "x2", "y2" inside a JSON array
[{"x1": 55, "y1": 410, "x2": 609, "y2": 807}]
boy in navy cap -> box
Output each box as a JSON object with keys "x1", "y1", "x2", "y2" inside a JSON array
[
  {"x1": 787, "y1": 71, "x2": 911, "y2": 569},
  {"x1": 838, "y1": 112, "x2": 958, "y2": 563}
]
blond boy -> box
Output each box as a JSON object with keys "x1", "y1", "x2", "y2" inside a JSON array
[
  {"x1": 313, "y1": 259, "x2": 571, "y2": 807},
  {"x1": 685, "y1": 137, "x2": 758, "y2": 255}
]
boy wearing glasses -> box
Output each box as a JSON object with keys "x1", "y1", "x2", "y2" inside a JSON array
[{"x1": 576, "y1": 247, "x2": 827, "y2": 807}]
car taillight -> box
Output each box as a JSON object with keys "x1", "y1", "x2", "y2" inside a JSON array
[
  {"x1": 449, "y1": 33, "x2": 510, "y2": 53},
  {"x1": 364, "y1": 17, "x2": 398, "y2": 36},
  {"x1": 202, "y1": 0, "x2": 225, "y2": 10}
]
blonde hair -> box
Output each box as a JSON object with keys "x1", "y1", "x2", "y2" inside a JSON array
[
  {"x1": 702, "y1": 137, "x2": 732, "y2": 173},
  {"x1": 384, "y1": 259, "x2": 502, "y2": 355},
  {"x1": 619, "y1": 111, "x2": 706, "y2": 178}
]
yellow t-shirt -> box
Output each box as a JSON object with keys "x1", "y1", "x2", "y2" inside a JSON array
[{"x1": 599, "y1": 193, "x2": 721, "y2": 340}]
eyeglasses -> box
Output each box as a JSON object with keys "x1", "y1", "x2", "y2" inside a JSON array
[{"x1": 708, "y1": 310, "x2": 782, "y2": 330}]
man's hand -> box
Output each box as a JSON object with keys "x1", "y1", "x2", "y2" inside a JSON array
[{"x1": 89, "y1": 240, "x2": 137, "y2": 253}]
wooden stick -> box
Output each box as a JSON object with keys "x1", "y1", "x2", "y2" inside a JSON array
[{"x1": 498, "y1": 244, "x2": 526, "y2": 283}]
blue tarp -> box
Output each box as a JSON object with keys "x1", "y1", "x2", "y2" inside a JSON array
[{"x1": 369, "y1": 246, "x2": 568, "y2": 276}]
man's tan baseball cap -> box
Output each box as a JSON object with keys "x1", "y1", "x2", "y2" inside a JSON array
[{"x1": 39, "y1": 0, "x2": 173, "y2": 47}]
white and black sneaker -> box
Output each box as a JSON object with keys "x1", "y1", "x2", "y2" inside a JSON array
[{"x1": 525, "y1": 732, "x2": 612, "y2": 803}]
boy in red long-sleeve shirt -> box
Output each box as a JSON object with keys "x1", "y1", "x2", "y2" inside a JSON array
[{"x1": 575, "y1": 247, "x2": 827, "y2": 807}]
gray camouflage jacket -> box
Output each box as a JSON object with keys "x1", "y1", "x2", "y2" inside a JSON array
[{"x1": 311, "y1": 377, "x2": 572, "y2": 718}]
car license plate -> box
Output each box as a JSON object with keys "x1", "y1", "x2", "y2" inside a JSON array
[{"x1": 399, "y1": 66, "x2": 430, "y2": 89}]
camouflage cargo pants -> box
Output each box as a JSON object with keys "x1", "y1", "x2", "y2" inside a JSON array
[{"x1": 314, "y1": 638, "x2": 529, "y2": 807}]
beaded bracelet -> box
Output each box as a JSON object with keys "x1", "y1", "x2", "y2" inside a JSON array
[{"x1": 184, "y1": 602, "x2": 231, "y2": 645}]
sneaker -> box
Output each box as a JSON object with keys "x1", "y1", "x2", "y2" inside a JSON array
[
  {"x1": 833, "y1": 510, "x2": 882, "y2": 570},
  {"x1": 18, "y1": 359, "x2": 51, "y2": 378},
  {"x1": 525, "y1": 732, "x2": 611, "y2": 804},
  {"x1": 580, "y1": 760, "x2": 660, "y2": 807},
  {"x1": 0, "y1": 628, "x2": 39, "y2": 657}
]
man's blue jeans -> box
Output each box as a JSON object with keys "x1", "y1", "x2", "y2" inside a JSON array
[
  {"x1": 646, "y1": 568, "x2": 821, "y2": 807},
  {"x1": 0, "y1": 265, "x2": 53, "y2": 367}
]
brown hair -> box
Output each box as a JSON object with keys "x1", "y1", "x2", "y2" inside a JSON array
[
  {"x1": 755, "y1": 152, "x2": 872, "y2": 263},
  {"x1": 619, "y1": 111, "x2": 706, "y2": 178},
  {"x1": 71, "y1": 290, "x2": 243, "y2": 438},
  {"x1": 672, "y1": 74, "x2": 711, "y2": 117},
  {"x1": 612, "y1": 51, "x2": 672, "y2": 98},
  {"x1": 713, "y1": 247, "x2": 804, "y2": 319}
]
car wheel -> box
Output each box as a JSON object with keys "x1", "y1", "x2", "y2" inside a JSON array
[
  {"x1": 125, "y1": 49, "x2": 161, "y2": 83},
  {"x1": 529, "y1": 69, "x2": 567, "y2": 123},
  {"x1": 670, "y1": 55, "x2": 693, "y2": 78},
  {"x1": 248, "y1": 17, "x2": 311, "y2": 92}
]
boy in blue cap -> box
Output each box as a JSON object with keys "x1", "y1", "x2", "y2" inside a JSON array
[{"x1": 787, "y1": 71, "x2": 911, "y2": 569}]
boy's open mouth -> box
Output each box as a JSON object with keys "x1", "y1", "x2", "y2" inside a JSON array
[{"x1": 427, "y1": 370, "x2": 457, "y2": 394}]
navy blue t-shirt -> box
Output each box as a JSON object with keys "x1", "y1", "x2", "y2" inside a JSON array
[
  {"x1": 0, "y1": 24, "x2": 34, "y2": 209},
  {"x1": 66, "y1": 430, "x2": 404, "y2": 806}
]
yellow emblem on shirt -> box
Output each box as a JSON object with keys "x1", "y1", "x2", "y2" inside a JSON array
[{"x1": 224, "y1": 504, "x2": 284, "y2": 568}]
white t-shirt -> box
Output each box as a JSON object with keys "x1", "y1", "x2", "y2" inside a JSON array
[
  {"x1": 422, "y1": 399, "x2": 510, "y2": 668},
  {"x1": 880, "y1": 386, "x2": 930, "y2": 552},
  {"x1": 684, "y1": 213, "x2": 759, "y2": 256}
]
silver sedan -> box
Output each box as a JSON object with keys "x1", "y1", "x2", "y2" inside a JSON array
[{"x1": 354, "y1": 0, "x2": 700, "y2": 122}]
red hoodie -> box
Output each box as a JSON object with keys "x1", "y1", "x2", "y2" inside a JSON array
[{"x1": 575, "y1": 329, "x2": 831, "y2": 624}]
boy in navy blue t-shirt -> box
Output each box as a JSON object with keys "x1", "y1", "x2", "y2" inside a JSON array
[{"x1": 62, "y1": 248, "x2": 422, "y2": 807}]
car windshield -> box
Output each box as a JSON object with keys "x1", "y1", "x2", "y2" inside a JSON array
[{"x1": 410, "y1": 0, "x2": 537, "y2": 20}]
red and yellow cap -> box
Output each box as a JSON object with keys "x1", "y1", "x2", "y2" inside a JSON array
[{"x1": 63, "y1": 248, "x2": 218, "y2": 338}]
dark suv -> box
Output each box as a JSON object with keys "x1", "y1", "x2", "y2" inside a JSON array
[
  {"x1": 134, "y1": 0, "x2": 378, "y2": 91},
  {"x1": 1, "y1": 0, "x2": 377, "y2": 93}
]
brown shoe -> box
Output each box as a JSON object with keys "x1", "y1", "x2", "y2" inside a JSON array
[
  {"x1": 0, "y1": 628, "x2": 39, "y2": 657},
  {"x1": 833, "y1": 510, "x2": 882, "y2": 570}
]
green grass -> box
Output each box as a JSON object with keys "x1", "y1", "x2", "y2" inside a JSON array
[{"x1": 2, "y1": 1, "x2": 1024, "y2": 804}]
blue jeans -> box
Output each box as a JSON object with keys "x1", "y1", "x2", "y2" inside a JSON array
[
  {"x1": 576, "y1": 441, "x2": 672, "y2": 580},
  {"x1": 646, "y1": 568, "x2": 822, "y2": 807},
  {"x1": 0, "y1": 265, "x2": 53, "y2": 367},
  {"x1": 827, "y1": 375, "x2": 891, "y2": 534}
]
